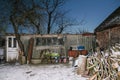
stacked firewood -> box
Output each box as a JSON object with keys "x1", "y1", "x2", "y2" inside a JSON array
[{"x1": 87, "y1": 43, "x2": 120, "y2": 80}]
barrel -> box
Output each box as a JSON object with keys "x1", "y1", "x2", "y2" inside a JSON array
[
  {"x1": 81, "y1": 50, "x2": 88, "y2": 55},
  {"x1": 68, "y1": 50, "x2": 79, "y2": 58}
]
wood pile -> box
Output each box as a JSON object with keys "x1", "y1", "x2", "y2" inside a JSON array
[{"x1": 87, "y1": 43, "x2": 120, "y2": 80}]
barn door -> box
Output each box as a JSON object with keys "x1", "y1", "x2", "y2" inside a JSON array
[{"x1": 6, "y1": 36, "x2": 19, "y2": 62}]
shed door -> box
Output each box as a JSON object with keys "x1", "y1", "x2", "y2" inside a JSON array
[{"x1": 6, "y1": 36, "x2": 19, "y2": 62}]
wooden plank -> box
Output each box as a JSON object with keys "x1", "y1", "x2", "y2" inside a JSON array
[{"x1": 27, "y1": 38, "x2": 34, "y2": 64}]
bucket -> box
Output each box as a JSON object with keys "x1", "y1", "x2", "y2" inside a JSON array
[
  {"x1": 63, "y1": 58, "x2": 66, "y2": 63},
  {"x1": 55, "y1": 57, "x2": 59, "y2": 63},
  {"x1": 69, "y1": 57, "x2": 73, "y2": 65},
  {"x1": 59, "y1": 59, "x2": 61, "y2": 63}
]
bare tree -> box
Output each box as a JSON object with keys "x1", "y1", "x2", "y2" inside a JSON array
[
  {"x1": 54, "y1": 15, "x2": 77, "y2": 34},
  {"x1": 0, "y1": 18, "x2": 7, "y2": 35},
  {"x1": 9, "y1": 0, "x2": 44, "y2": 55},
  {"x1": 39, "y1": 0, "x2": 66, "y2": 34},
  {"x1": 0, "y1": 0, "x2": 77, "y2": 55},
  {"x1": 9, "y1": 0, "x2": 25, "y2": 53},
  {"x1": 0, "y1": 0, "x2": 68, "y2": 55},
  {"x1": 76, "y1": 27, "x2": 88, "y2": 34},
  {"x1": 75, "y1": 19, "x2": 89, "y2": 34}
]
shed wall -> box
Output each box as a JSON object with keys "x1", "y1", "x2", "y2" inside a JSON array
[{"x1": 96, "y1": 26, "x2": 120, "y2": 48}]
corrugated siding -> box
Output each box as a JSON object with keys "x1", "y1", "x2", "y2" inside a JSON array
[{"x1": 66, "y1": 35, "x2": 95, "y2": 50}]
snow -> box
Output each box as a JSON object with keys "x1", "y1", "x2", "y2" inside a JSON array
[{"x1": 0, "y1": 63, "x2": 88, "y2": 80}]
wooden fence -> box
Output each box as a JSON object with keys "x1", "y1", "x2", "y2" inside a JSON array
[{"x1": 66, "y1": 34, "x2": 96, "y2": 51}]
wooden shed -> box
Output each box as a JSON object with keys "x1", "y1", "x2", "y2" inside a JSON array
[
  {"x1": 5, "y1": 34, "x2": 95, "y2": 63},
  {"x1": 95, "y1": 7, "x2": 120, "y2": 48}
]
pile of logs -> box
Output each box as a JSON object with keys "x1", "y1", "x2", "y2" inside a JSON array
[{"x1": 87, "y1": 43, "x2": 120, "y2": 80}]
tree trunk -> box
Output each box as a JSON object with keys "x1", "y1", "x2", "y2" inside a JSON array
[
  {"x1": 10, "y1": 16, "x2": 25, "y2": 55},
  {"x1": 36, "y1": 25, "x2": 41, "y2": 34},
  {"x1": 47, "y1": 13, "x2": 52, "y2": 34}
]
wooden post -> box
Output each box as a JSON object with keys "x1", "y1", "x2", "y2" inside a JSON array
[{"x1": 27, "y1": 38, "x2": 34, "y2": 64}]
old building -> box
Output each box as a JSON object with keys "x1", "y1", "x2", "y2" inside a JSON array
[
  {"x1": 95, "y1": 7, "x2": 120, "y2": 48},
  {"x1": 5, "y1": 34, "x2": 95, "y2": 62}
]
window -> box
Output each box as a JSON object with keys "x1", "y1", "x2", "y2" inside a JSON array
[
  {"x1": 13, "y1": 38, "x2": 17, "y2": 48},
  {"x1": 8, "y1": 38, "x2": 12, "y2": 47},
  {"x1": 52, "y1": 37, "x2": 57, "y2": 45},
  {"x1": 58, "y1": 38, "x2": 64, "y2": 45},
  {"x1": 42, "y1": 38, "x2": 46, "y2": 46},
  {"x1": 36, "y1": 37, "x2": 58, "y2": 46},
  {"x1": 36, "y1": 38, "x2": 42, "y2": 46},
  {"x1": 46, "y1": 38, "x2": 52, "y2": 45}
]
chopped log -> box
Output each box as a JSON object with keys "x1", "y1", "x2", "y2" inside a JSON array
[
  {"x1": 89, "y1": 73, "x2": 97, "y2": 80},
  {"x1": 103, "y1": 76, "x2": 110, "y2": 80},
  {"x1": 118, "y1": 71, "x2": 120, "y2": 76},
  {"x1": 112, "y1": 62, "x2": 119, "y2": 69}
]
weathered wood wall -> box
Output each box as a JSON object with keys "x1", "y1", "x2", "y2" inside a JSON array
[
  {"x1": 96, "y1": 25, "x2": 120, "y2": 48},
  {"x1": 5, "y1": 34, "x2": 95, "y2": 61},
  {"x1": 32, "y1": 34, "x2": 95, "y2": 59},
  {"x1": 66, "y1": 34, "x2": 95, "y2": 51}
]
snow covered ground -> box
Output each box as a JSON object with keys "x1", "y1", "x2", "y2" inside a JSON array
[{"x1": 0, "y1": 63, "x2": 88, "y2": 80}]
